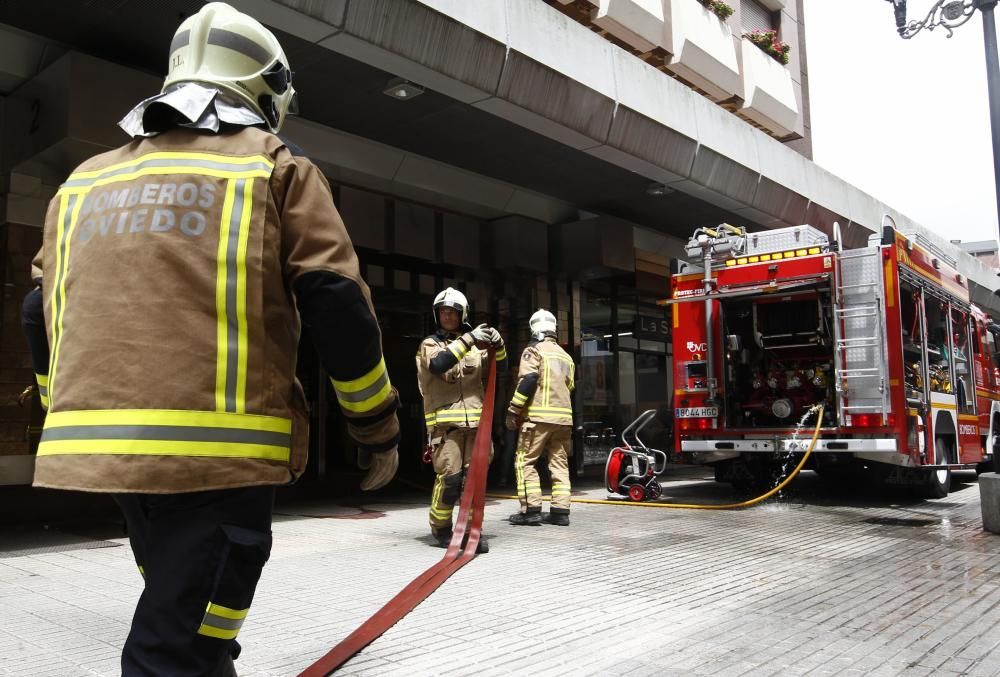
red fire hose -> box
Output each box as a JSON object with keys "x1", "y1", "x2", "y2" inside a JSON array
[{"x1": 298, "y1": 351, "x2": 497, "y2": 676}]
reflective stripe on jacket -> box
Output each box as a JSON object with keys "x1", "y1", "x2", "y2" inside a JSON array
[
  {"x1": 31, "y1": 127, "x2": 398, "y2": 493},
  {"x1": 416, "y1": 333, "x2": 485, "y2": 429}
]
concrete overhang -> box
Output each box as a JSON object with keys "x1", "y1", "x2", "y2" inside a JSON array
[{"x1": 1, "y1": 0, "x2": 996, "y2": 309}]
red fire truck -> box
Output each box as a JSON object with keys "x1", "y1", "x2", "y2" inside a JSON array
[{"x1": 668, "y1": 223, "x2": 1000, "y2": 497}]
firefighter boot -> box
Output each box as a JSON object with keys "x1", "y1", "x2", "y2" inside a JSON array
[
  {"x1": 432, "y1": 526, "x2": 453, "y2": 548},
  {"x1": 545, "y1": 507, "x2": 570, "y2": 526},
  {"x1": 476, "y1": 536, "x2": 489, "y2": 554},
  {"x1": 509, "y1": 507, "x2": 542, "y2": 526}
]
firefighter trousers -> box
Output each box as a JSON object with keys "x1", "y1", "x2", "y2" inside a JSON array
[
  {"x1": 428, "y1": 426, "x2": 492, "y2": 532},
  {"x1": 515, "y1": 421, "x2": 572, "y2": 512},
  {"x1": 113, "y1": 486, "x2": 274, "y2": 677}
]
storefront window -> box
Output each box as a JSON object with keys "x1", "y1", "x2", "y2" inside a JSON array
[
  {"x1": 580, "y1": 286, "x2": 617, "y2": 464},
  {"x1": 618, "y1": 351, "x2": 637, "y2": 426},
  {"x1": 617, "y1": 294, "x2": 638, "y2": 349},
  {"x1": 635, "y1": 352, "x2": 672, "y2": 451}
]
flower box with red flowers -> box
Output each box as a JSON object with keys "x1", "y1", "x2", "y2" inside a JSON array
[{"x1": 744, "y1": 29, "x2": 790, "y2": 65}]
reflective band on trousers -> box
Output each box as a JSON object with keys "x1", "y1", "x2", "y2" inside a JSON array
[
  {"x1": 424, "y1": 409, "x2": 482, "y2": 426},
  {"x1": 38, "y1": 410, "x2": 292, "y2": 462},
  {"x1": 331, "y1": 357, "x2": 393, "y2": 414},
  {"x1": 197, "y1": 601, "x2": 249, "y2": 640}
]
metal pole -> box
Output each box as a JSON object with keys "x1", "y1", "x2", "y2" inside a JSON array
[{"x1": 979, "y1": 0, "x2": 1000, "y2": 241}]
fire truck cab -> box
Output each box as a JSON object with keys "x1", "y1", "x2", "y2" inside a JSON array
[{"x1": 668, "y1": 222, "x2": 1000, "y2": 497}]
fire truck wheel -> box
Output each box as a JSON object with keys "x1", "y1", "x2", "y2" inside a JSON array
[{"x1": 925, "y1": 437, "x2": 952, "y2": 499}]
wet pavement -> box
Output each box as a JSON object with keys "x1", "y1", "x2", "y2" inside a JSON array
[{"x1": 2, "y1": 467, "x2": 1000, "y2": 676}]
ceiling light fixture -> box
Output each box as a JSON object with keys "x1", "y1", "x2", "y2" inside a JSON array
[
  {"x1": 646, "y1": 182, "x2": 673, "y2": 197},
  {"x1": 383, "y1": 77, "x2": 425, "y2": 100}
]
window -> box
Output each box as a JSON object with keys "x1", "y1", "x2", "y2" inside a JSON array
[
  {"x1": 951, "y1": 308, "x2": 974, "y2": 414},
  {"x1": 742, "y1": 0, "x2": 775, "y2": 33}
]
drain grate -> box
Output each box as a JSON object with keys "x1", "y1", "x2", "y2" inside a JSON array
[{"x1": 862, "y1": 517, "x2": 936, "y2": 527}]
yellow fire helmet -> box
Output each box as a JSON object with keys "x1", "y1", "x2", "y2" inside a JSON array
[{"x1": 163, "y1": 2, "x2": 297, "y2": 133}]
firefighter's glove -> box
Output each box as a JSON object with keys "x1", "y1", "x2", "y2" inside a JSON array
[
  {"x1": 485, "y1": 327, "x2": 503, "y2": 347},
  {"x1": 505, "y1": 412, "x2": 520, "y2": 431},
  {"x1": 360, "y1": 446, "x2": 399, "y2": 491},
  {"x1": 470, "y1": 323, "x2": 492, "y2": 347}
]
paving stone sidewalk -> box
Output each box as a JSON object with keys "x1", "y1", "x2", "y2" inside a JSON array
[{"x1": 2, "y1": 469, "x2": 1000, "y2": 676}]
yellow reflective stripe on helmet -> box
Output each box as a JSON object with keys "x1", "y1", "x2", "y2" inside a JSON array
[
  {"x1": 48, "y1": 192, "x2": 86, "y2": 407},
  {"x1": 197, "y1": 602, "x2": 249, "y2": 640},
  {"x1": 38, "y1": 409, "x2": 291, "y2": 462},
  {"x1": 330, "y1": 358, "x2": 392, "y2": 414},
  {"x1": 214, "y1": 178, "x2": 254, "y2": 414}
]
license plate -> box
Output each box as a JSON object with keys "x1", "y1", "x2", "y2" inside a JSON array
[{"x1": 675, "y1": 407, "x2": 718, "y2": 418}]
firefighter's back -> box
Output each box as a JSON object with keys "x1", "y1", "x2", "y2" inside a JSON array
[{"x1": 35, "y1": 126, "x2": 309, "y2": 493}]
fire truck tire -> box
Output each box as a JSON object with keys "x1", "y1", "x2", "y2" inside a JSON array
[{"x1": 925, "y1": 437, "x2": 952, "y2": 499}]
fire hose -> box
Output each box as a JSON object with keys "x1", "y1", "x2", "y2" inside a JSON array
[
  {"x1": 298, "y1": 351, "x2": 497, "y2": 677},
  {"x1": 488, "y1": 404, "x2": 825, "y2": 511},
  {"x1": 299, "y1": 398, "x2": 820, "y2": 674}
]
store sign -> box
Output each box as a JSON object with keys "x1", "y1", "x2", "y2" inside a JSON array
[{"x1": 635, "y1": 314, "x2": 670, "y2": 341}]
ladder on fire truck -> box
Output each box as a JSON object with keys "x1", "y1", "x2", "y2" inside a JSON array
[{"x1": 833, "y1": 246, "x2": 891, "y2": 424}]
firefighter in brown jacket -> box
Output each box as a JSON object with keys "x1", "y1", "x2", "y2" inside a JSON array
[
  {"x1": 19, "y1": 4, "x2": 399, "y2": 675},
  {"x1": 416, "y1": 287, "x2": 507, "y2": 551},
  {"x1": 507, "y1": 309, "x2": 576, "y2": 526}
]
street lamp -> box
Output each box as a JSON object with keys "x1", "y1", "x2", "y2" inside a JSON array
[{"x1": 885, "y1": 0, "x2": 1000, "y2": 244}]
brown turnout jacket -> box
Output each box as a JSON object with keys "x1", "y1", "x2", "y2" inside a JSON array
[
  {"x1": 29, "y1": 126, "x2": 398, "y2": 493},
  {"x1": 509, "y1": 337, "x2": 575, "y2": 425}
]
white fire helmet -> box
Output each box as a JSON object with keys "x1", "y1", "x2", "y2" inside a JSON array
[
  {"x1": 529, "y1": 309, "x2": 557, "y2": 338},
  {"x1": 163, "y1": 2, "x2": 298, "y2": 133},
  {"x1": 433, "y1": 287, "x2": 469, "y2": 326}
]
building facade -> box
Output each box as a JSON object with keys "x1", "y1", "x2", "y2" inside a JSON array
[{"x1": 2, "y1": 0, "x2": 998, "y2": 487}]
